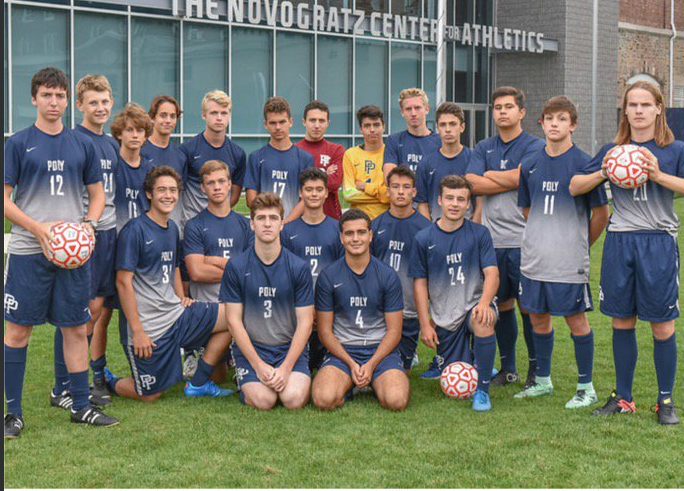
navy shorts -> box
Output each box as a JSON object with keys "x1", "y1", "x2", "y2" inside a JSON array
[
  {"x1": 399, "y1": 317, "x2": 420, "y2": 370},
  {"x1": 600, "y1": 231, "x2": 680, "y2": 323},
  {"x1": 231, "y1": 341, "x2": 310, "y2": 391},
  {"x1": 122, "y1": 302, "x2": 218, "y2": 395},
  {"x1": 90, "y1": 228, "x2": 117, "y2": 299},
  {"x1": 308, "y1": 331, "x2": 326, "y2": 371},
  {"x1": 519, "y1": 275, "x2": 593, "y2": 317},
  {"x1": 495, "y1": 247, "x2": 521, "y2": 302},
  {"x1": 434, "y1": 321, "x2": 474, "y2": 372},
  {"x1": 320, "y1": 344, "x2": 404, "y2": 382},
  {"x1": 4, "y1": 252, "x2": 91, "y2": 328}
]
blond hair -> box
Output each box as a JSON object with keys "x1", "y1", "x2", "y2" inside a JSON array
[
  {"x1": 615, "y1": 81, "x2": 674, "y2": 148},
  {"x1": 199, "y1": 160, "x2": 231, "y2": 182},
  {"x1": 399, "y1": 88, "x2": 429, "y2": 110},
  {"x1": 75, "y1": 75, "x2": 112, "y2": 103},
  {"x1": 202, "y1": 90, "x2": 232, "y2": 114}
]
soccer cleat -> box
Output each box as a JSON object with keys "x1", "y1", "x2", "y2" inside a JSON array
[
  {"x1": 50, "y1": 390, "x2": 73, "y2": 410},
  {"x1": 514, "y1": 380, "x2": 553, "y2": 398},
  {"x1": 653, "y1": 398, "x2": 680, "y2": 425},
  {"x1": 565, "y1": 388, "x2": 599, "y2": 409},
  {"x1": 184, "y1": 381, "x2": 234, "y2": 397},
  {"x1": 182, "y1": 351, "x2": 199, "y2": 381},
  {"x1": 523, "y1": 362, "x2": 536, "y2": 390},
  {"x1": 70, "y1": 406, "x2": 119, "y2": 427},
  {"x1": 89, "y1": 377, "x2": 112, "y2": 406},
  {"x1": 490, "y1": 370, "x2": 519, "y2": 387},
  {"x1": 471, "y1": 390, "x2": 492, "y2": 411},
  {"x1": 419, "y1": 365, "x2": 442, "y2": 380},
  {"x1": 4, "y1": 414, "x2": 24, "y2": 439},
  {"x1": 592, "y1": 391, "x2": 636, "y2": 416}
]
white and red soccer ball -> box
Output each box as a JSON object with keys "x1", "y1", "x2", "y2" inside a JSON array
[
  {"x1": 605, "y1": 144, "x2": 649, "y2": 189},
  {"x1": 440, "y1": 361, "x2": 478, "y2": 399},
  {"x1": 48, "y1": 222, "x2": 95, "y2": 269}
]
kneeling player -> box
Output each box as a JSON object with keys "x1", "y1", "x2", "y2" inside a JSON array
[
  {"x1": 409, "y1": 176, "x2": 499, "y2": 411},
  {"x1": 514, "y1": 96, "x2": 609, "y2": 407},
  {"x1": 312, "y1": 209, "x2": 409, "y2": 411},
  {"x1": 106, "y1": 166, "x2": 233, "y2": 401},
  {"x1": 221, "y1": 193, "x2": 314, "y2": 410},
  {"x1": 570, "y1": 81, "x2": 683, "y2": 424}
]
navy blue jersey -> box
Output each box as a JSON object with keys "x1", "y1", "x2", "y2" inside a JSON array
[
  {"x1": 371, "y1": 210, "x2": 432, "y2": 318},
  {"x1": 179, "y1": 133, "x2": 247, "y2": 224},
  {"x1": 114, "y1": 156, "x2": 154, "y2": 233},
  {"x1": 281, "y1": 216, "x2": 344, "y2": 286},
  {"x1": 409, "y1": 220, "x2": 497, "y2": 331},
  {"x1": 415, "y1": 146, "x2": 473, "y2": 220},
  {"x1": 384, "y1": 130, "x2": 442, "y2": 174},
  {"x1": 75, "y1": 125, "x2": 119, "y2": 231},
  {"x1": 244, "y1": 144, "x2": 314, "y2": 217},
  {"x1": 183, "y1": 209, "x2": 254, "y2": 302},
  {"x1": 519, "y1": 145, "x2": 608, "y2": 283},
  {"x1": 4, "y1": 125, "x2": 103, "y2": 254},
  {"x1": 315, "y1": 256, "x2": 404, "y2": 346},
  {"x1": 219, "y1": 247, "x2": 314, "y2": 346},
  {"x1": 583, "y1": 140, "x2": 684, "y2": 237},
  {"x1": 467, "y1": 131, "x2": 545, "y2": 248},
  {"x1": 141, "y1": 141, "x2": 188, "y2": 228},
  {"x1": 116, "y1": 213, "x2": 184, "y2": 343}
]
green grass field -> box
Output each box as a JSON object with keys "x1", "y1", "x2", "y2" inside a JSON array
[{"x1": 4, "y1": 200, "x2": 684, "y2": 488}]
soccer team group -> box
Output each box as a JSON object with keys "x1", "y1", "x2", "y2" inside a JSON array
[{"x1": 4, "y1": 66, "x2": 683, "y2": 440}]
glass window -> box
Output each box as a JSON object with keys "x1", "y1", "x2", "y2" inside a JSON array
[
  {"x1": 390, "y1": 42, "x2": 420, "y2": 133},
  {"x1": 327, "y1": 137, "x2": 352, "y2": 150},
  {"x1": 131, "y1": 18, "x2": 179, "y2": 108},
  {"x1": 392, "y1": 0, "x2": 420, "y2": 16},
  {"x1": 183, "y1": 23, "x2": 228, "y2": 135},
  {"x1": 422, "y1": 46, "x2": 437, "y2": 129},
  {"x1": 317, "y1": 35, "x2": 352, "y2": 135},
  {"x1": 475, "y1": 0, "x2": 492, "y2": 24},
  {"x1": 356, "y1": 0, "x2": 388, "y2": 14},
  {"x1": 276, "y1": 32, "x2": 313, "y2": 123},
  {"x1": 231, "y1": 27, "x2": 272, "y2": 135},
  {"x1": 454, "y1": 0, "x2": 472, "y2": 24},
  {"x1": 475, "y1": 110, "x2": 487, "y2": 143},
  {"x1": 446, "y1": 42, "x2": 453, "y2": 102},
  {"x1": 355, "y1": 39, "x2": 388, "y2": 133},
  {"x1": 74, "y1": 12, "x2": 127, "y2": 132},
  {"x1": 461, "y1": 109, "x2": 471, "y2": 147},
  {"x1": 453, "y1": 45, "x2": 472, "y2": 103},
  {"x1": 5, "y1": 4, "x2": 9, "y2": 131},
  {"x1": 231, "y1": 137, "x2": 269, "y2": 157},
  {"x1": 424, "y1": 0, "x2": 437, "y2": 19},
  {"x1": 12, "y1": 7, "x2": 70, "y2": 130},
  {"x1": 474, "y1": 47, "x2": 489, "y2": 104}
]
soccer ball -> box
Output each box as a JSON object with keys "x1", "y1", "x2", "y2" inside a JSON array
[
  {"x1": 440, "y1": 361, "x2": 478, "y2": 399},
  {"x1": 605, "y1": 145, "x2": 649, "y2": 189},
  {"x1": 48, "y1": 222, "x2": 95, "y2": 269}
]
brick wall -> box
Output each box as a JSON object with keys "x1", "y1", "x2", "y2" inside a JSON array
[{"x1": 619, "y1": 0, "x2": 684, "y2": 30}]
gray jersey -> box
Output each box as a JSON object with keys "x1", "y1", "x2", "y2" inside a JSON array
[
  {"x1": 586, "y1": 141, "x2": 684, "y2": 237},
  {"x1": 519, "y1": 145, "x2": 608, "y2": 283},
  {"x1": 4, "y1": 126, "x2": 103, "y2": 255},
  {"x1": 115, "y1": 214, "x2": 185, "y2": 343}
]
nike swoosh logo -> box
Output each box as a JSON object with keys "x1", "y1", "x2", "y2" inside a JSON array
[
  {"x1": 146, "y1": 240, "x2": 154, "y2": 245},
  {"x1": 26, "y1": 147, "x2": 37, "y2": 152},
  {"x1": 428, "y1": 245, "x2": 436, "y2": 249},
  {"x1": 333, "y1": 283, "x2": 343, "y2": 288},
  {"x1": 203, "y1": 227, "x2": 209, "y2": 231},
  {"x1": 529, "y1": 168, "x2": 537, "y2": 174},
  {"x1": 7, "y1": 399, "x2": 15, "y2": 403},
  {"x1": 669, "y1": 304, "x2": 677, "y2": 309},
  {"x1": 429, "y1": 171, "x2": 436, "y2": 175},
  {"x1": 259, "y1": 159, "x2": 266, "y2": 164},
  {"x1": 148, "y1": 158, "x2": 154, "y2": 163},
  {"x1": 245, "y1": 272, "x2": 251, "y2": 276},
  {"x1": 377, "y1": 230, "x2": 386, "y2": 235},
  {"x1": 289, "y1": 235, "x2": 298, "y2": 240},
  {"x1": 576, "y1": 298, "x2": 582, "y2": 303},
  {"x1": 486, "y1": 150, "x2": 494, "y2": 154},
  {"x1": 194, "y1": 155, "x2": 201, "y2": 159}
]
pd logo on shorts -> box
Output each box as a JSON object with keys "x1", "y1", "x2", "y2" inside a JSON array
[
  {"x1": 4, "y1": 294, "x2": 18, "y2": 315},
  {"x1": 140, "y1": 374, "x2": 157, "y2": 391}
]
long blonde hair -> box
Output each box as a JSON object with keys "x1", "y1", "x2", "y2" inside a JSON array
[{"x1": 614, "y1": 81, "x2": 674, "y2": 147}]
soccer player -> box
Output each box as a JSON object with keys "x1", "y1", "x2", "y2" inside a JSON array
[
  {"x1": 409, "y1": 175, "x2": 499, "y2": 411},
  {"x1": 341, "y1": 105, "x2": 390, "y2": 220},
  {"x1": 383, "y1": 87, "x2": 441, "y2": 178},
  {"x1": 183, "y1": 160, "x2": 253, "y2": 302},
  {"x1": 180, "y1": 90, "x2": 246, "y2": 226},
  {"x1": 295, "y1": 100, "x2": 345, "y2": 219},
  {"x1": 72, "y1": 75, "x2": 120, "y2": 407},
  {"x1": 371, "y1": 166, "x2": 431, "y2": 371},
  {"x1": 221, "y1": 193, "x2": 314, "y2": 410},
  {"x1": 514, "y1": 96, "x2": 609, "y2": 408},
  {"x1": 569, "y1": 81, "x2": 684, "y2": 424},
  {"x1": 312, "y1": 209, "x2": 409, "y2": 412},
  {"x1": 245, "y1": 97, "x2": 314, "y2": 223},
  {"x1": 106, "y1": 166, "x2": 234, "y2": 401},
  {"x1": 141, "y1": 95, "x2": 186, "y2": 229},
  {"x1": 416, "y1": 102, "x2": 474, "y2": 221},
  {"x1": 5, "y1": 67, "x2": 118, "y2": 438},
  {"x1": 465, "y1": 87, "x2": 545, "y2": 389},
  {"x1": 281, "y1": 167, "x2": 344, "y2": 370}
]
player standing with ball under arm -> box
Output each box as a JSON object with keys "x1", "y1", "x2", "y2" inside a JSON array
[
  {"x1": 4, "y1": 68, "x2": 118, "y2": 439},
  {"x1": 570, "y1": 81, "x2": 684, "y2": 425}
]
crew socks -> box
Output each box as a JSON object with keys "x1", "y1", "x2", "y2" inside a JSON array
[
  {"x1": 190, "y1": 358, "x2": 216, "y2": 387},
  {"x1": 5, "y1": 344, "x2": 28, "y2": 416},
  {"x1": 68, "y1": 370, "x2": 90, "y2": 412}
]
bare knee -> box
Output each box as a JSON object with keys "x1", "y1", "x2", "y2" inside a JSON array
[
  {"x1": 61, "y1": 324, "x2": 87, "y2": 339},
  {"x1": 652, "y1": 321, "x2": 675, "y2": 341},
  {"x1": 140, "y1": 392, "x2": 163, "y2": 403},
  {"x1": 281, "y1": 389, "x2": 310, "y2": 410},
  {"x1": 378, "y1": 389, "x2": 410, "y2": 411},
  {"x1": 5, "y1": 323, "x2": 33, "y2": 347},
  {"x1": 312, "y1": 387, "x2": 344, "y2": 411},
  {"x1": 498, "y1": 298, "x2": 515, "y2": 311},
  {"x1": 245, "y1": 389, "x2": 278, "y2": 410}
]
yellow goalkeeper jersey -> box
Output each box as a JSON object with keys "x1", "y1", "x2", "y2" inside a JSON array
[{"x1": 342, "y1": 144, "x2": 389, "y2": 220}]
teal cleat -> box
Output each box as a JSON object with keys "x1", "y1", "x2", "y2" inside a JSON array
[
  {"x1": 514, "y1": 380, "x2": 554, "y2": 398},
  {"x1": 471, "y1": 390, "x2": 492, "y2": 412},
  {"x1": 184, "y1": 381, "x2": 234, "y2": 397},
  {"x1": 565, "y1": 388, "x2": 599, "y2": 409}
]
